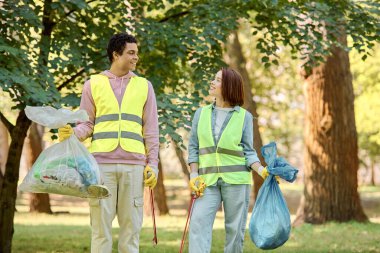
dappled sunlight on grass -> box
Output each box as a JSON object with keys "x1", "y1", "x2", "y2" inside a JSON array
[
  {"x1": 13, "y1": 180, "x2": 380, "y2": 252},
  {"x1": 15, "y1": 211, "x2": 90, "y2": 226},
  {"x1": 359, "y1": 186, "x2": 380, "y2": 193},
  {"x1": 13, "y1": 209, "x2": 380, "y2": 253}
]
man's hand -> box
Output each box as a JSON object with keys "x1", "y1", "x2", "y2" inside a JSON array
[
  {"x1": 189, "y1": 172, "x2": 206, "y2": 198},
  {"x1": 58, "y1": 124, "x2": 74, "y2": 142},
  {"x1": 144, "y1": 165, "x2": 157, "y2": 189}
]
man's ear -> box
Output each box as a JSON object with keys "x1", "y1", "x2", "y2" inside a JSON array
[{"x1": 113, "y1": 51, "x2": 119, "y2": 61}]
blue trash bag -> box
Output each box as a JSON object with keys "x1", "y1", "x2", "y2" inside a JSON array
[{"x1": 249, "y1": 142, "x2": 298, "y2": 249}]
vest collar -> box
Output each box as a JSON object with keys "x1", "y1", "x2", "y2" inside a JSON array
[{"x1": 211, "y1": 102, "x2": 240, "y2": 112}]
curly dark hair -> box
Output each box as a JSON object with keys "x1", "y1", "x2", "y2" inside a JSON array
[{"x1": 107, "y1": 33, "x2": 138, "y2": 63}]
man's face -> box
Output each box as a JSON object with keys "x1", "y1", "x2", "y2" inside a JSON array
[{"x1": 113, "y1": 43, "x2": 139, "y2": 71}]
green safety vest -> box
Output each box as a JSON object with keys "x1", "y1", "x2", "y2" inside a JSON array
[
  {"x1": 198, "y1": 105, "x2": 252, "y2": 185},
  {"x1": 89, "y1": 74, "x2": 148, "y2": 155}
]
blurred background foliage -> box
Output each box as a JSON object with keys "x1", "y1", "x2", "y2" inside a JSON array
[
  {"x1": 1, "y1": 0, "x2": 378, "y2": 146},
  {"x1": 0, "y1": 0, "x2": 378, "y2": 183},
  {"x1": 1, "y1": 0, "x2": 379, "y2": 250}
]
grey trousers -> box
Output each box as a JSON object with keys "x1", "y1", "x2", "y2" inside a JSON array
[{"x1": 189, "y1": 178, "x2": 251, "y2": 253}]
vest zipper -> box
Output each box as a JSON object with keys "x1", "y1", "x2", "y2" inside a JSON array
[
  {"x1": 216, "y1": 147, "x2": 220, "y2": 174},
  {"x1": 118, "y1": 77, "x2": 124, "y2": 144}
]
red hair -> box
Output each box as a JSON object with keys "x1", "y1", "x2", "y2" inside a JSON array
[{"x1": 221, "y1": 68, "x2": 244, "y2": 106}]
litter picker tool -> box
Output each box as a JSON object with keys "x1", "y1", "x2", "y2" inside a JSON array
[
  {"x1": 150, "y1": 188, "x2": 158, "y2": 246},
  {"x1": 147, "y1": 171, "x2": 158, "y2": 246},
  {"x1": 179, "y1": 194, "x2": 197, "y2": 253}
]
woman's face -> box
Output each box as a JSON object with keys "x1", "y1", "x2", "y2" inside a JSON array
[{"x1": 209, "y1": 70, "x2": 222, "y2": 98}]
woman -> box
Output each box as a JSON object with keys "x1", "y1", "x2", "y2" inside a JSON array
[{"x1": 187, "y1": 68, "x2": 267, "y2": 253}]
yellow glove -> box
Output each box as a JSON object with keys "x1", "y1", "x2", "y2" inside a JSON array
[
  {"x1": 260, "y1": 167, "x2": 269, "y2": 180},
  {"x1": 189, "y1": 174, "x2": 206, "y2": 198},
  {"x1": 144, "y1": 165, "x2": 157, "y2": 189},
  {"x1": 261, "y1": 167, "x2": 280, "y2": 184},
  {"x1": 58, "y1": 124, "x2": 73, "y2": 142}
]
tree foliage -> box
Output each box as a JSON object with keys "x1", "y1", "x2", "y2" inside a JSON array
[
  {"x1": 0, "y1": 0, "x2": 135, "y2": 109},
  {"x1": 238, "y1": 23, "x2": 304, "y2": 157},
  {"x1": 351, "y1": 43, "x2": 380, "y2": 160},
  {"x1": 2, "y1": 0, "x2": 378, "y2": 145},
  {"x1": 245, "y1": 0, "x2": 379, "y2": 73}
]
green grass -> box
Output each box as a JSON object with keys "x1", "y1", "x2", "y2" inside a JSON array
[
  {"x1": 13, "y1": 210, "x2": 380, "y2": 253},
  {"x1": 359, "y1": 186, "x2": 380, "y2": 193},
  {"x1": 13, "y1": 182, "x2": 380, "y2": 252}
]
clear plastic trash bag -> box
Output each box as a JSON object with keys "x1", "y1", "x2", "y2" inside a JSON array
[
  {"x1": 24, "y1": 106, "x2": 89, "y2": 129},
  {"x1": 19, "y1": 106, "x2": 110, "y2": 198},
  {"x1": 249, "y1": 142, "x2": 298, "y2": 249}
]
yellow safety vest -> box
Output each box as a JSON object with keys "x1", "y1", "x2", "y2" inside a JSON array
[
  {"x1": 89, "y1": 74, "x2": 148, "y2": 155},
  {"x1": 198, "y1": 105, "x2": 252, "y2": 185}
]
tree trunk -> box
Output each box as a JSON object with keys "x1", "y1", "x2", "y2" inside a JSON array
[
  {"x1": 0, "y1": 121, "x2": 8, "y2": 176},
  {"x1": 1, "y1": 1, "x2": 54, "y2": 250},
  {"x1": 225, "y1": 30, "x2": 265, "y2": 200},
  {"x1": 370, "y1": 159, "x2": 375, "y2": 186},
  {"x1": 294, "y1": 34, "x2": 367, "y2": 225},
  {"x1": 173, "y1": 141, "x2": 190, "y2": 181},
  {"x1": 23, "y1": 0, "x2": 55, "y2": 216},
  {"x1": 144, "y1": 157, "x2": 169, "y2": 216},
  {"x1": 25, "y1": 123, "x2": 52, "y2": 214},
  {"x1": 153, "y1": 158, "x2": 169, "y2": 215},
  {"x1": 0, "y1": 111, "x2": 31, "y2": 253}
]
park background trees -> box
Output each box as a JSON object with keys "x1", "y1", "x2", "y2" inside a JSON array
[{"x1": 0, "y1": 0, "x2": 379, "y2": 252}]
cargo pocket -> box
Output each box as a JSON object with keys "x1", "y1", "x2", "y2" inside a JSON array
[
  {"x1": 133, "y1": 197, "x2": 144, "y2": 230},
  {"x1": 134, "y1": 197, "x2": 144, "y2": 207}
]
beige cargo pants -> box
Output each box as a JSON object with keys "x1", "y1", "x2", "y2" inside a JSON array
[{"x1": 89, "y1": 164, "x2": 144, "y2": 253}]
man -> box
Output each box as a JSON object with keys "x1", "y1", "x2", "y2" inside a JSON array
[{"x1": 58, "y1": 33, "x2": 159, "y2": 253}]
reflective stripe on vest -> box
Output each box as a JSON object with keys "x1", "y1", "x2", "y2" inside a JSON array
[
  {"x1": 89, "y1": 74, "x2": 148, "y2": 154},
  {"x1": 197, "y1": 105, "x2": 252, "y2": 185}
]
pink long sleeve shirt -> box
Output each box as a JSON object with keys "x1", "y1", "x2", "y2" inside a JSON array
[{"x1": 73, "y1": 70, "x2": 159, "y2": 169}]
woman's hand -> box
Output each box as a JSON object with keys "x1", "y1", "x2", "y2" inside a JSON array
[
  {"x1": 260, "y1": 167, "x2": 280, "y2": 184},
  {"x1": 189, "y1": 172, "x2": 206, "y2": 197}
]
